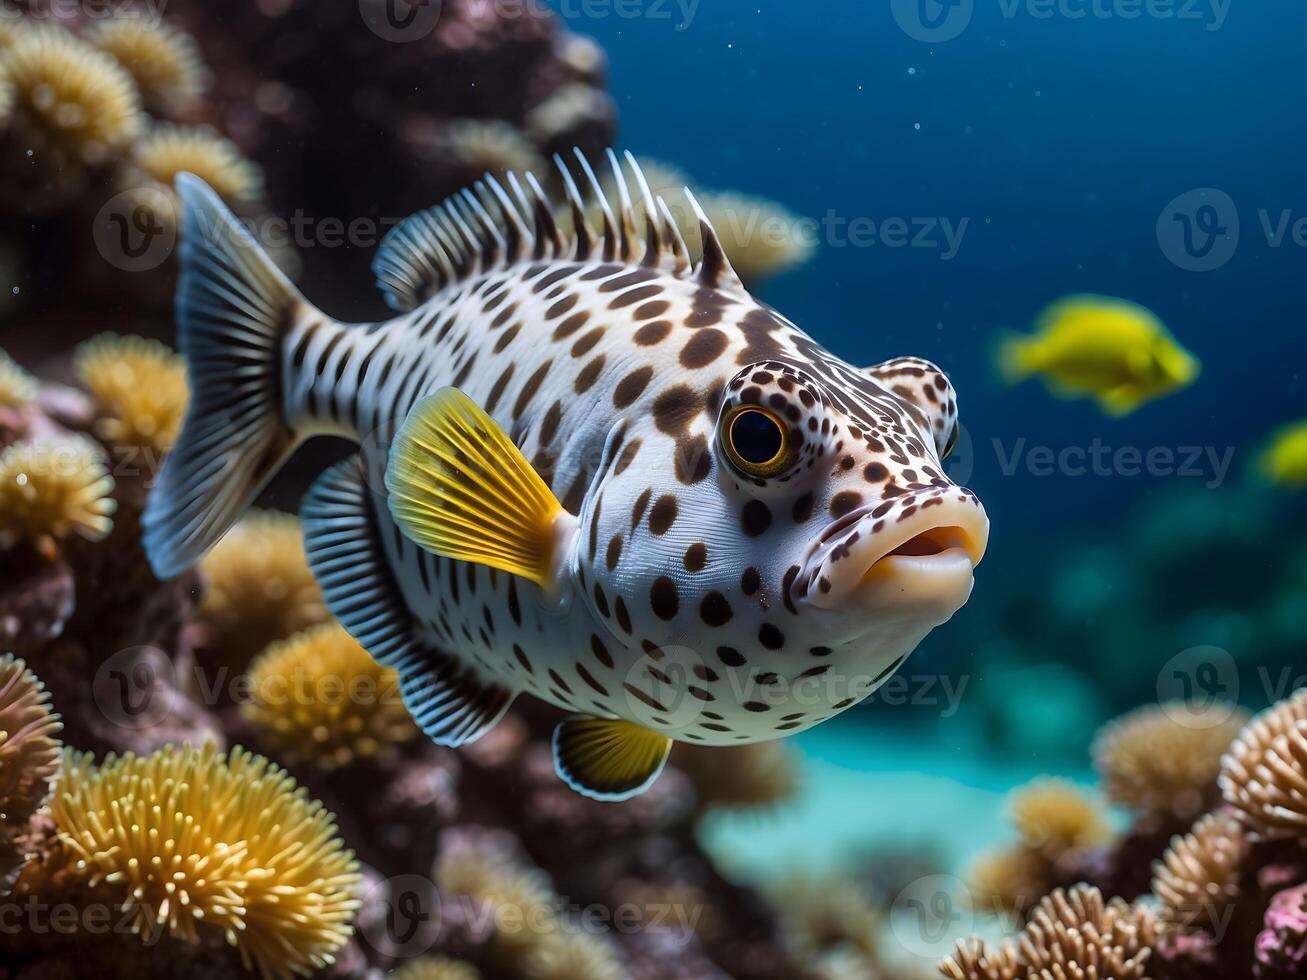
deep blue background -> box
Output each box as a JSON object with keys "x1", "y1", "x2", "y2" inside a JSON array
[{"x1": 551, "y1": 0, "x2": 1307, "y2": 547}]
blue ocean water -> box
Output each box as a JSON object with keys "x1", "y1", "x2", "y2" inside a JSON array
[
  {"x1": 565, "y1": 0, "x2": 1306, "y2": 534},
  {"x1": 557, "y1": 0, "x2": 1307, "y2": 876}
]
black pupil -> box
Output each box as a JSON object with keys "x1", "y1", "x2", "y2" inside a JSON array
[{"x1": 731, "y1": 411, "x2": 783, "y2": 465}]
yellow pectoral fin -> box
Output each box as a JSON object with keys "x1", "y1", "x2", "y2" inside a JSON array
[
  {"x1": 552, "y1": 716, "x2": 672, "y2": 802},
  {"x1": 1097, "y1": 383, "x2": 1147, "y2": 417},
  {"x1": 385, "y1": 387, "x2": 564, "y2": 587}
]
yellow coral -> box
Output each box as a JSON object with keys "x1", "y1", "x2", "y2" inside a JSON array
[
  {"x1": 0, "y1": 436, "x2": 116, "y2": 549},
  {"x1": 967, "y1": 846, "x2": 1048, "y2": 919},
  {"x1": 1094, "y1": 702, "x2": 1249, "y2": 821},
  {"x1": 133, "y1": 123, "x2": 263, "y2": 205},
  {"x1": 50, "y1": 742, "x2": 360, "y2": 979},
  {"x1": 1152, "y1": 812, "x2": 1248, "y2": 933},
  {"x1": 74, "y1": 333, "x2": 189, "y2": 454},
  {"x1": 198, "y1": 511, "x2": 328, "y2": 669},
  {"x1": 435, "y1": 835, "x2": 558, "y2": 955},
  {"x1": 0, "y1": 654, "x2": 62, "y2": 825},
  {"x1": 0, "y1": 347, "x2": 37, "y2": 409},
  {"x1": 390, "y1": 958, "x2": 482, "y2": 980},
  {"x1": 673, "y1": 740, "x2": 800, "y2": 811},
  {"x1": 0, "y1": 25, "x2": 142, "y2": 165},
  {"x1": 244, "y1": 623, "x2": 417, "y2": 772},
  {"x1": 775, "y1": 875, "x2": 880, "y2": 966},
  {"x1": 446, "y1": 118, "x2": 546, "y2": 180},
  {"x1": 1220, "y1": 688, "x2": 1307, "y2": 843},
  {"x1": 83, "y1": 14, "x2": 208, "y2": 109},
  {"x1": 521, "y1": 930, "x2": 624, "y2": 980},
  {"x1": 1009, "y1": 778, "x2": 1110, "y2": 859}
]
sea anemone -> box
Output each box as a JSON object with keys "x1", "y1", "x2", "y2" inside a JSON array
[
  {"x1": 0, "y1": 347, "x2": 37, "y2": 409},
  {"x1": 390, "y1": 958, "x2": 482, "y2": 980},
  {"x1": 132, "y1": 123, "x2": 263, "y2": 205},
  {"x1": 0, "y1": 25, "x2": 142, "y2": 166},
  {"x1": 775, "y1": 875, "x2": 880, "y2": 966},
  {"x1": 967, "y1": 845, "x2": 1049, "y2": 919},
  {"x1": 445, "y1": 118, "x2": 546, "y2": 180},
  {"x1": 50, "y1": 742, "x2": 361, "y2": 978},
  {"x1": 83, "y1": 15, "x2": 208, "y2": 110},
  {"x1": 673, "y1": 741, "x2": 800, "y2": 811},
  {"x1": 523, "y1": 83, "x2": 615, "y2": 148},
  {"x1": 0, "y1": 436, "x2": 116, "y2": 551},
  {"x1": 243, "y1": 623, "x2": 417, "y2": 772},
  {"x1": 521, "y1": 931, "x2": 624, "y2": 980},
  {"x1": 939, "y1": 937, "x2": 1020, "y2": 980},
  {"x1": 73, "y1": 333, "x2": 189, "y2": 455},
  {"x1": 1017, "y1": 885, "x2": 1156, "y2": 980},
  {"x1": 434, "y1": 832, "x2": 557, "y2": 956},
  {"x1": 1151, "y1": 812, "x2": 1248, "y2": 933},
  {"x1": 197, "y1": 511, "x2": 328, "y2": 670},
  {"x1": 693, "y1": 190, "x2": 815, "y2": 285},
  {"x1": 1220, "y1": 688, "x2": 1307, "y2": 843},
  {"x1": 1009, "y1": 778, "x2": 1110, "y2": 859},
  {"x1": 1094, "y1": 702, "x2": 1249, "y2": 821},
  {"x1": 0, "y1": 654, "x2": 62, "y2": 826}
]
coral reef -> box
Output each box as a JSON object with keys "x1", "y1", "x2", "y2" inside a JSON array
[
  {"x1": 0, "y1": 366, "x2": 809, "y2": 978},
  {"x1": 243, "y1": 622, "x2": 418, "y2": 772},
  {"x1": 0, "y1": 434, "x2": 117, "y2": 551},
  {"x1": 49, "y1": 742, "x2": 361, "y2": 977},
  {"x1": 74, "y1": 332, "x2": 189, "y2": 454},
  {"x1": 0, "y1": 654, "x2": 62, "y2": 891},
  {"x1": 953, "y1": 685, "x2": 1307, "y2": 980}
]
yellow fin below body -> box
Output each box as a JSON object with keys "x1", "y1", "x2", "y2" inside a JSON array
[
  {"x1": 385, "y1": 387, "x2": 564, "y2": 587},
  {"x1": 552, "y1": 716, "x2": 673, "y2": 801}
]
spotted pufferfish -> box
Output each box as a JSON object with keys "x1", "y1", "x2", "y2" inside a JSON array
[{"x1": 144, "y1": 151, "x2": 990, "y2": 801}]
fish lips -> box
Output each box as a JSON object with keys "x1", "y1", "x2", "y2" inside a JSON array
[{"x1": 795, "y1": 498, "x2": 990, "y2": 624}]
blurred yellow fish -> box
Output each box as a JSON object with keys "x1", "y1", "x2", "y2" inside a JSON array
[
  {"x1": 998, "y1": 295, "x2": 1200, "y2": 416},
  {"x1": 1258, "y1": 420, "x2": 1307, "y2": 488}
]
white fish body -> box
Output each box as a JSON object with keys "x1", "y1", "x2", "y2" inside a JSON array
[{"x1": 144, "y1": 153, "x2": 989, "y2": 800}]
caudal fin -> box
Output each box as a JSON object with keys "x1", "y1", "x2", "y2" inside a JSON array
[
  {"x1": 995, "y1": 330, "x2": 1033, "y2": 385},
  {"x1": 143, "y1": 174, "x2": 307, "y2": 579}
]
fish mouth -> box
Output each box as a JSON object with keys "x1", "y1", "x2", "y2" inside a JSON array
[{"x1": 799, "y1": 498, "x2": 989, "y2": 619}]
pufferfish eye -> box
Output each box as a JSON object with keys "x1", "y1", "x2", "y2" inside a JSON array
[{"x1": 723, "y1": 406, "x2": 793, "y2": 477}]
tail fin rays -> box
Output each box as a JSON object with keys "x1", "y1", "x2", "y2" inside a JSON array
[{"x1": 142, "y1": 174, "x2": 307, "y2": 579}]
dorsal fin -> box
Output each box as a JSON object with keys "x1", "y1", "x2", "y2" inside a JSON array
[
  {"x1": 556, "y1": 156, "x2": 595, "y2": 261},
  {"x1": 605, "y1": 148, "x2": 641, "y2": 263},
  {"x1": 623, "y1": 150, "x2": 663, "y2": 267},
  {"x1": 574, "y1": 149, "x2": 618, "y2": 263},
  {"x1": 685, "y1": 188, "x2": 745, "y2": 293},
  {"x1": 372, "y1": 148, "x2": 711, "y2": 312}
]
